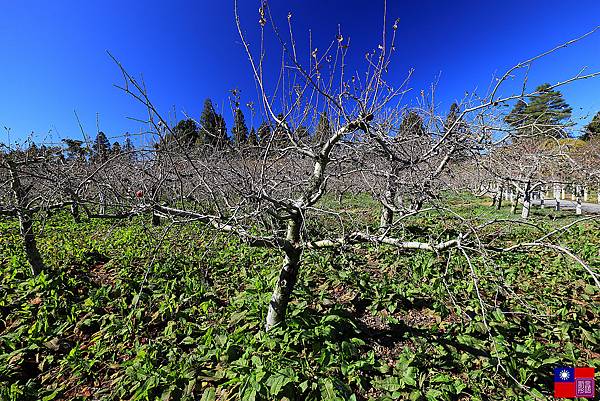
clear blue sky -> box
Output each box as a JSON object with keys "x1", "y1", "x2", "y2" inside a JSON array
[{"x1": 1, "y1": 1, "x2": 599, "y2": 146}]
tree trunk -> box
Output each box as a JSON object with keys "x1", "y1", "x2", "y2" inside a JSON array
[
  {"x1": 379, "y1": 169, "x2": 397, "y2": 233},
  {"x1": 9, "y1": 162, "x2": 44, "y2": 275},
  {"x1": 379, "y1": 181, "x2": 395, "y2": 233},
  {"x1": 496, "y1": 184, "x2": 503, "y2": 210},
  {"x1": 379, "y1": 204, "x2": 393, "y2": 233},
  {"x1": 520, "y1": 182, "x2": 531, "y2": 219},
  {"x1": 265, "y1": 218, "x2": 302, "y2": 331},
  {"x1": 151, "y1": 212, "x2": 161, "y2": 226},
  {"x1": 99, "y1": 192, "x2": 106, "y2": 215},
  {"x1": 19, "y1": 212, "x2": 44, "y2": 276},
  {"x1": 71, "y1": 202, "x2": 80, "y2": 223},
  {"x1": 510, "y1": 191, "x2": 520, "y2": 214},
  {"x1": 521, "y1": 192, "x2": 531, "y2": 219},
  {"x1": 539, "y1": 187, "x2": 545, "y2": 209},
  {"x1": 491, "y1": 184, "x2": 498, "y2": 207}
]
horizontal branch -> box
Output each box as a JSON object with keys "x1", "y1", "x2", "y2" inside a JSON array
[
  {"x1": 305, "y1": 231, "x2": 459, "y2": 252},
  {"x1": 152, "y1": 205, "x2": 293, "y2": 251}
]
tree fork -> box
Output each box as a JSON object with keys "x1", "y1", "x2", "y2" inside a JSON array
[{"x1": 379, "y1": 184, "x2": 396, "y2": 233}]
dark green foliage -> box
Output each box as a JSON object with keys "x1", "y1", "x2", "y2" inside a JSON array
[
  {"x1": 232, "y1": 108, "x2": 249, "y2": 146},
  {"x1": 295, "y1": 125, "x2": 309, "y2": 143},
  {"x1": 198, "y1": 99, "x2": 228, "y2": 149},
  {"x1": 200, "y1": 98, "x2": 218, "y2": 147},
  {"x1": 111, "y1": 141, "x2": 121, "y2": 155},
  {"x1": 314, "y1": 112, "x2": 333, "y2": 144},
  {"x1": 215, "y1": 114, "x2": 229, "y2": 149},
  {"x1": 61, "y1": 139, "x2": 87, "y2": 160},
  {"x1": 173, "y1": 119, "x2": 201, "y2": 147},
  {"x1": 257, "y1": 121, "x2": 272, "y2": 144},
  {"x1": 247, "y1": 127, "x2": 258, "y2": 146},
  {"x1": 399, "y1": 110, "x2": 425, "y2": 137},
  {"x1": 505, "y1": 84, "x2": 572, "y2": 138},
  {"x1": 442, "y1": 104, "x2": 473, "y2": 159},
  {"x1": 92, "y1": 132, "x2": 111, "y2": 162},
  {"x1": 255, "y1": 117, "x2": 295, "y2": 147},
  {"x1": 443, "y1": 103, "x2": 462, "y2": 132},
  {"x1": 123, "y1": 135, "x2": 135, "y2": 153},
  {"x1": 199, "y1": 99, "x2": 229, "y2": 149},
  {"x1": 581, "y1": 111, "x2": 600, "y2": 140},
  {"x1": 525, "y1": 84, "x2": 572, "y2": 127},
  {"x1": 122, "y1": 135, "x2": 135, "y2": 162},
  {"x1": 504, "y1": 99, "x2": 527, "y2": 129},
  {"x1": 154, "y1": 119, "x2": 201, "y2": 151},
  {"x1": 273, "y1": 114, "x2": 290, "y2": 146}
]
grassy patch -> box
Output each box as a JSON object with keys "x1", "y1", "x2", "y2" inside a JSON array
[{"x1": 1, "y1": 199, "x2": 599, "y2": 400}]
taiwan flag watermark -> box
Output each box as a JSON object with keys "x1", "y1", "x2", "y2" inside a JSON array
[{"x1": 554, "y1": 367, "x2": 595, "y2": 398}]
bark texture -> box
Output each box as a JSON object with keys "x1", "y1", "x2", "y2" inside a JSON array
[
  {"x1": 265, "y1": 218, "x2": 302, "y2": 330},
  {"x1": 9, "y1": 162, "x2": 44, "y2": 275},
  {"x1": 19, "y1": 213, "x2": 44, "y2": 276}
]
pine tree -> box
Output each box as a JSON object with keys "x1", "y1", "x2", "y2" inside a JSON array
[
  {"x1": 171, "y1": 119, "x2": 200, "y2": 147},
  {"x1": 232, "y1": 108, "x2": 249, "y2": 146},
  {"x1": 399, "y1": 110, "x2": 426, "y2": 137},
  {"x1": 444, "y1": 103, "x2": 460, "y2": 131},
  {"x1": 123, "y1": 135, "x2": 135, "y2": 154},
  {"x1": 525, "y1": 84, "x2": 572, "y2": 126},
  {"x1": 444, "y1": 103, "x2": 472, "y2": 139},
  {"x1": 112, "y1": 141, "x2": 122, "y2": 154},
  {"x1": 443, "y1": 103, "x2": 472, "y2": 159},
  {"x1": 215, "y1": 114, "x2": 229, "y2": 149},
  {"x1": 200, "y1": 98, "x2": 218, "y2": 146},
  {"x1": 257, "y1": 121, "x2": 272, "y2": 144},
  {"x1": 92, "y1": 132, "x2": 111, "y2": 162},
  {"x1": 581, "y1": 111, "x2": 600, "y2": 140},
  {"x1": 122, "y1": 132, "x2": 136, "y2": 161},
  {"x1": 62, "y1": 139, "x2": 87, "y2": 160},
  {"x1": 505, "y1": 84, "x2": 572, "y2": 137},
  {"x1": 273, "y1": 114, "x2": 289, "y2": 146},
  {"x1": 504, "y1": 99, "x2": 527, "y2": 129},
  {"x1": 295, "y1": 126, "x2": 309, "y2": 142},
  {"x1": 314, "y1": 112, "x2": 332, "y2": 144},
  {"x1": 247, "y1": 127, "x2": 258, "y2": 146}
]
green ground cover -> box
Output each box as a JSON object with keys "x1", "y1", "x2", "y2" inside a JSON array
[{"x1": 1, "y1": 196, "x2": 599, "y2": 400}]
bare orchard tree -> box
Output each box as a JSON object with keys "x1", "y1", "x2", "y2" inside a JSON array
[
  {"x1": 101, "y1": 2, "x2": 600, "y2": 333},
  {"x1": 0, "y1": 134, "x2": 152, "y2": 275},
  {"x1": 483, "y1": 137, "x2": 571, "y2": 218},
  {"x1": 565, "y1": 135, "x2": 600, "y2": 206},
  {"x1": 0, "y1": 143, "x2": 80, "y2": 275}
]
